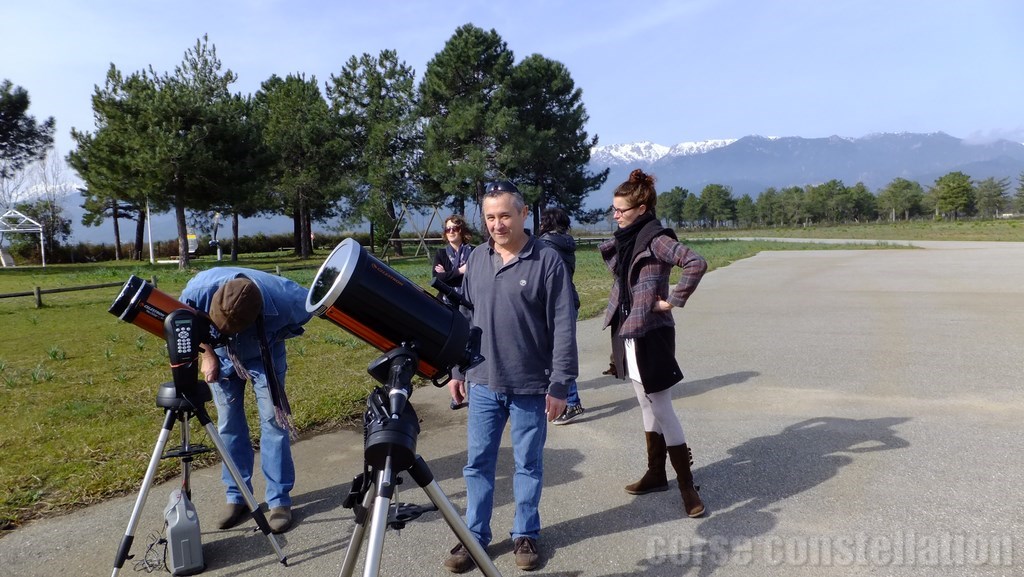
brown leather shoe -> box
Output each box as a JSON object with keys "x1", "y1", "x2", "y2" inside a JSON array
[
  {"x1": 217, "y1": 503, "x2": 249, "y2": 530},
  {"x1": 443, "y1": 542, "x2": 476, "y2": 574},
  {"x1": 513, "y1": 536, "x2": 540, "y2": 571},
  {"x1": 268, "y1": 506, "x2": 293, "y2": 534}
]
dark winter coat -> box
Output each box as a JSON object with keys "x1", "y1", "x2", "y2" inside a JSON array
[
  {"x1": 432, "y1": 243, "x2": 473, "y2": 294},
  {"x1": 538, "y1": 231, "x2": 580, "y2": 310}
]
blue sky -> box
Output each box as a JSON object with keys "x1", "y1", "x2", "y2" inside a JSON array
[{"x1": 5, "y1": 0, "x2": 1024, "y2": 160}]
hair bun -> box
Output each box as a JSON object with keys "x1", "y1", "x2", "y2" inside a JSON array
[{"x1": 629, "y1": 168, "x2": 654, "y2": 187}]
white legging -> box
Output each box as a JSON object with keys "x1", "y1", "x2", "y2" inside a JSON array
[
  {"x1": 625, "y1": 338, "x2": 687, "y2": 446},
  {"x1": 632, "y1": 380, "x2": 687, "y2": 446}
]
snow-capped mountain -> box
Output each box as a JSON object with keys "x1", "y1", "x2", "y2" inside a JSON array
[
  {"x1": 590, "y1": 139, "x2": 736, "y2": 166},
  {"x1": 667, "y1": 138, "x2": 739, "y2": 157},
  {"x1": 589, "y1": 141, "x2": 668, "y2": 165},
  {"x1": 587, "y1": 132, "x2": 1024, "y2": 200}
]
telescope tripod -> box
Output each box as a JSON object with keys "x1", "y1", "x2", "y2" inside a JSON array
[
  {"x1": 110, "y1": 381, "x2": 287, "y2": 577},
  {"x1": 339, "y1": 348, "x2": 502, "y2": 577}
]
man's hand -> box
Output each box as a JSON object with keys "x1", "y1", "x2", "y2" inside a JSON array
[
  {"x1": 546, "y1": 394, "x2": 567, "y2": 422},
  {"x1": 200, "y1": 346, "x2": 220, "y2": 383},
  {"x1": 449, "y1": 379, "x2": 467, "y2": 406}
]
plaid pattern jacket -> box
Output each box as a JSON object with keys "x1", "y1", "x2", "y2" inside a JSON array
[{"x1": 599, "y1": 225, "x2": 707, "y2": 339}]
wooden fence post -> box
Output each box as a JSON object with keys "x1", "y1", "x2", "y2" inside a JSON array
[{"x1": 34, "y1": 286, "x2": 42, "y2": 308}]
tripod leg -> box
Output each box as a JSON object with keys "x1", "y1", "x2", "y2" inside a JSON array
[
  {"x1": 410, "y1": 457, "x2": 503, "y2": 577},
  {"x1": 111, "y1": 410, "x2": 176, "y2": 577},
  {"x1": 361, "y1": 463, "x2": 397, "y2": 577},
  {"x1": 199, "y1": 420, "x2": 288, "y2": 565},
  {"x1": 338, "y1": 478, "x2": 375, "y2": 577},
  {"x1": 180, "y1": 412, "x2": 193, "y2": 498}
]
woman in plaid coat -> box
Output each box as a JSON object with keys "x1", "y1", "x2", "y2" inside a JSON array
[{"x1": 599, "y1": 168, "x2": 708, "y2": 518}]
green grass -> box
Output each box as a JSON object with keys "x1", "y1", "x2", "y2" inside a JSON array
[{"x1": 0, "y1": 237, "x2": 895, "y2": 532}]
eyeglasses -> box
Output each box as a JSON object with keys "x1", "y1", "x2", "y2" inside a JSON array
[
  {"x1": 445, "y1": 226, "x2": 462, "y2": 233},
  {"x1": 611, "y1": 205, "x2": 638, "y2": 216}
]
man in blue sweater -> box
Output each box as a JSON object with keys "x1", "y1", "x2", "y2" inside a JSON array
[{"x1": 444, "y1": 181, "x2": 579, "y2": 573}]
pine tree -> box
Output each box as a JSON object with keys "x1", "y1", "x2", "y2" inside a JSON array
[
  {"x1": 328, "y1": 50, "x2": 420, "y2": 254},
  {"x1": 877, "y1": 178, "x2": 924, "y2": 221},
  {"x1": 419, "y1": 24, "x2": 514, "y2": 218},
  {"x1": 70, "y1": 36, "x2": 265, "y2": 269},
  {"x1": 700, "y1": 184, "x2": 735, "y2": 227},
  {"x1": 68, "y1": 66, "x2": 159, "y2": 260},
  {"x1": 658, "y1": 186, "x2": 689, "y2": 228},
  {"x1": 494, "y1": 54, "x2": 607, "y2": 228},
  {"x1": 0, "y1": 80, "x2": 55, "y2": 208},
  {"x1": 1014, "y1": 172, "x2": 1024, "y2": 214},
  {"x1": 974, "y1": 176, "x2": 1010, "y2": 219},
  {"x1": 735, "y1": 194, "x2": 756, "y2": 228},
  {"x1": 255, "y1": 73, "x2": 345, "y2": 259},
  {"x1": 933, "y1": 171, "x2": 975, "y2": 219}
]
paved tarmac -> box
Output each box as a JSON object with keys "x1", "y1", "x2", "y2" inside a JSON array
[{"x1": 2, "y1": 240, "x2": 1023, "y2": 577}]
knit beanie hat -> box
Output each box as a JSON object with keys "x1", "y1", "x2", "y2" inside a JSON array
[{"x1": 210, "y1": 278, "x2": 263, "y2": 335}]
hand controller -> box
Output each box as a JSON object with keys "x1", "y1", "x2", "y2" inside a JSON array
[{"x1": 164, "y1": 309, "x2": 201, "y2": 394}]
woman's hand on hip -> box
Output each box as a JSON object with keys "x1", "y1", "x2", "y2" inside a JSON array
[{"x1": 653, "y1": 299, "x2": 673, "y2": 312}]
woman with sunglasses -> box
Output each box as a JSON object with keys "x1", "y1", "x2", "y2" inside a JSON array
[
  {"x1": 599, "y1": 168, "x2": 708, "y2": 518},
  {"x1": 433, "y1": 215, "x2": 474, "y2": 307}
]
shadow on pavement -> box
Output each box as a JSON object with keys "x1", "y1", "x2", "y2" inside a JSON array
[{"x1": 543, "y1": 415, "x2": 910, "y2": 577}]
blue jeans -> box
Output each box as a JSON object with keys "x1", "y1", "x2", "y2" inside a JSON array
[
  {"x1": 464, "y1": 383, "x2": 547, "y2": 547},
  {"x1": 209, "y1": 368, "x2": 294, "y2": 509},
  {"x1": 565, "y1": 380, "x2": 581, "y2": 407},
  {"x1": 565, "y1": 308, "x2": 581, "y2": 407}
]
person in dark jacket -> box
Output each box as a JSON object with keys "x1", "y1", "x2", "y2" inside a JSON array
[
  {"x1": 599, "y1": 168, "x2": 708, "y2": 518},
  {"x1": 432, "y1": 214, "x2": 474, "y2": 306},
  {"x1": 537, "y1": 206, "x2": 585, "y2": 425}
]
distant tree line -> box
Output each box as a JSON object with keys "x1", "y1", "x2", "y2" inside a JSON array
[
  {"x1": 656, "y1": 172, "x2": 1024, "y2": 229},
  {"x1": 3, "y1": 25, "x2": 609, "y2": 267}
]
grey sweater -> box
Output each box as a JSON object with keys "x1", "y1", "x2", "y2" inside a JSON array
[{"x1": 454, "y1": 235, "x2": 578, "y2": 399}]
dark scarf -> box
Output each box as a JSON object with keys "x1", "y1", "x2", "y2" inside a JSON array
[
  {"x1": 613, "y1": 212, "x2": 656, "y2": 309},
  {"x1": 226, "y1": 312, "x2": 297, "y2": 440},
  {"x1": 446, "y1": 242, "x2": 472, "y2": 269}
]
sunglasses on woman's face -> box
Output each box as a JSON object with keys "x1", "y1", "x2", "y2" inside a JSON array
[{"x1": 445, "y1": 226, "x2": 462, "y2": 233}]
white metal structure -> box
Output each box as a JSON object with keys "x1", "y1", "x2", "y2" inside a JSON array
[{"x1": 0, "y1": 209, "x2": 45, "y2": 267}]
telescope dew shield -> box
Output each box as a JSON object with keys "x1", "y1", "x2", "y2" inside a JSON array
[
  {"x1": 109, "y1": 275, "x2": 197, "y2": 338},
  {"x1": 307, "y1": 239, "x2": 471, "y2": 381}
]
